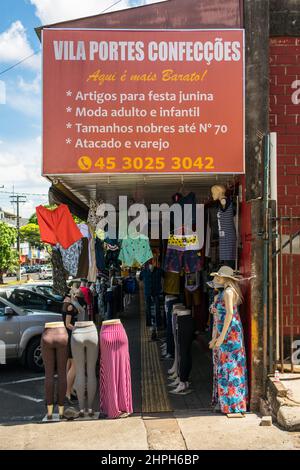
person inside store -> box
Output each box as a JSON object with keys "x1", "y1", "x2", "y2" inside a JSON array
[
  {"x1": 208, "y1": 266, "x2": 248, "y2": 414},
  {"x1": 62, "y1": 288, "x2": 78, "y2": 406},
  {"x1": 70, "y1": 281, "x2": 87, "y2": 321},
  {"x1": 80, "y1": 278, "x2": 93, "y2": 319},
  {"x1": 140, "y1": 262, "x2": 163, "y2": 330}
]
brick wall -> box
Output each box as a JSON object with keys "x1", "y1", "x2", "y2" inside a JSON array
[{"x1": 269, "y1": 37, "x2": 300, "y2": 340}]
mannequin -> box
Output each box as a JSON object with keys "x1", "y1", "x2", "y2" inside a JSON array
[
  {"x1": 211, "y1": 184, "x2": 227, "y2": 207},
  {"x1": 71, "y1": 320, "x2": 98, "y2": 417},
  {"x1": 163, "y1": 295, "x2": 178, "y2": 359},
  {"x1": 41, "y1": 321, "x2": 68, "y2": 420},
  {"x1": 169, "y1": 309, "x2": 194, "y2": 395},
  {"x1": 100, "y1": 318, "x2": 133, "y2": 418},
  {"x1": 209, "y1": 266, "x2": 248, "y2": 414},
  {"x1": 167, "y1": 303, "x2": 184, "y2": 381},
  {"x1": 102, "y1": 319, "x2": 121, "y2": 325},
  {"x1": 62, "y1": 291, "x2": 78, "y2": 406},
  {"x1": 207, "y1": 185, "x2": 237, "y2": 269}
]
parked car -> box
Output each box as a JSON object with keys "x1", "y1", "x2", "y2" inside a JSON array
[
  {"x1": 39, "y1": 266, "x2": 53, "y2": 280},
  {"x1": 25, "y1": 265, "x2": 36, "y2": 274},
  {"x1": 31, "y1": 285, "x2": 63, "y2": 301},
  {"x1": 5, "y1": 269, "x2": 16, "y2": 277},
  {"x1": 16, "y1": 284, "x2": 63, "y2": 301},
  {"x1": 0, "y1": 296, "x2": 62, "y2": 371},
  {"x1": 32, "y1": 265, "x2": 42, "y2": 273},
  {"x1": 6, "y1": 267, "x2": 26, "y2": 277},
  {"x1": 5, "y1": 288, "x2": 63, "y2": 313}
]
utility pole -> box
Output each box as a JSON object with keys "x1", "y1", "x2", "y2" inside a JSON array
[{"x1": 10, "y1": 194, "x2": 26, "y2": 281}]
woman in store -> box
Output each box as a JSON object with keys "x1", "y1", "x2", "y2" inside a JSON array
[
  {"x1": 209, "y1": 266, "x2": 248, "y2": 414},
  {"x1": 62, "y1": 288, "x2": 78, "y2": 405}
]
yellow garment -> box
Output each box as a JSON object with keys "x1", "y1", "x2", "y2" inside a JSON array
[
  {"x1": 163, "y1": 271, "x2": 180, "y2": 295},
  {"x1": 168, "y1": 234, "x2": 199, "y2": 249}
]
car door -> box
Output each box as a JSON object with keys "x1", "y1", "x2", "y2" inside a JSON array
[
  {"x1": 0, "y1": 299, "x2": 20, "y2": 360},
  {"x1": 21, "y1": 291, "x2": 48, "y2": 311}
]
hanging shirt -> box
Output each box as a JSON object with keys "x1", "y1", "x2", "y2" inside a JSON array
[
  {"x1": 57, "y1": 239, "x2": 82, "y2": 277},
  {"x1": 119, "y1": 235, "x2": 153, "y2": 267}
]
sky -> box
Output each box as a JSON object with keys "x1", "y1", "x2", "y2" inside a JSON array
[{"x1": 0, "y1": 0, "x2": 166, "y2": 219}]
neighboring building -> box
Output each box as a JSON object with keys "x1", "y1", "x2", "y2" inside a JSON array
[
  {"x1": 0, "y1": 207, "x2": 28, "y2": 228},
  {"x1": 269, "y1": 2, "x2": 300, "y2": 354}
]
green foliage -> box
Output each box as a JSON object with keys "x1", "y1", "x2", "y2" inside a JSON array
[
  {"x1": 20, "y1": 223, "x2": 42, "y2": 248},
  {"x1": 0, "y1": 222, "x2": 19, "y2": 273}
]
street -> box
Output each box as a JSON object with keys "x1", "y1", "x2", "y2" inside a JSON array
[
  {"x1": 0, "y1": 363, "x2": 45, "y2": 423},
  {"x1": 2, "y1": 273, "x2": 42, "y2": 284}
]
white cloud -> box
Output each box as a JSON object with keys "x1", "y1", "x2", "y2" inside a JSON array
[
  {"x1": 0, "y1": 136, "x2": 50, "y2": 217},
  {"x1": 30, "y1": 0, "x2": 166, "y2": 24},
  {"x1": 17, "y1": 74, "x2": 41, "y2": 94},
  {"x1": 4, "y1": 74, "x2": 41, "y2": 118},
  {"x1": 0, "y1": 21, "x2": 40, "y2": 70}
]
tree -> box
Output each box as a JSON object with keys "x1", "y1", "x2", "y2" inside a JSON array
[
  {"x1": 0, "y1": 222, "x2": 19, "y2": 284},
  {"x1": 20, "y1": 223, "x2": 42, "y2": 248}
]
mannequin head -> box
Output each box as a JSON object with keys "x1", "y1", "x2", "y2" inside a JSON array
[
  {"x1": 211, "y1": 184, "x2": 226, "y2": 201},
  {"x1": 213, "y1": 275, "x2": 243, "y2": 305}
]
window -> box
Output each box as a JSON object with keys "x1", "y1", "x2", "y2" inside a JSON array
[
  {"x1": 0, "y1": 300, "x2": 7, "y2": 316},
  {"x1": 23, "y1": 292, "x2": 47, "y2": 310}
]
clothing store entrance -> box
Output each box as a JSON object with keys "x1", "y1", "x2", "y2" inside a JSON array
[{"x1": 49, "y1": 172, "x2": 245, "y2": 414}]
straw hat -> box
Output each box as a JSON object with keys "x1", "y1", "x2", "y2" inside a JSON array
[{"x1": 210, "y1": 266, "x2": 242, "y2": 282}]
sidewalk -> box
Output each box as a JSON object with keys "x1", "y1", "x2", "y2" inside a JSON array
[{"x1": 0, "y1": 412, "x2": 300, "y2": 450}]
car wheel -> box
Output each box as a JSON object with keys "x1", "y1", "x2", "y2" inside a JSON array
[{"x1": 26, "y1": 337, "x2": 44, "y2": 372}]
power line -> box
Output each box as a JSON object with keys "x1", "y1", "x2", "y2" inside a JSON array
[
  {"x1": 100, "y1": 0, "x2": 124, "y2": 14},
  {"x1": 0, "y1": 190, "x2": 48, "y2": 197},
  {"x1": 0, "y1": 51, "x2": 40, "y2": 76},
  {"x1": 0, "y1": 0, "x2": 136, "y2": 77}
]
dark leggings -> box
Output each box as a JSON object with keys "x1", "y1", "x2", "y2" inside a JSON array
[
  {"x1": 41, "y1": 327, "x2": 68, "y2": 406},
  {"x1": 177, "y1": 315, "x2": 194, "y2": 382}
]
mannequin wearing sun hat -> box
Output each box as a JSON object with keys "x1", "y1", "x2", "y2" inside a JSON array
[{"x1": 209, "y1": 266, "x2": 248, "y2": 414}]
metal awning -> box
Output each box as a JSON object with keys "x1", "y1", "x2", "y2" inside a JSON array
[{"x1": 48, "y1": 173, "x2": 237, "y2": 208}]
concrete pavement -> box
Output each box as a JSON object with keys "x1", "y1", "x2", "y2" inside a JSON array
[{"x1": 0, "y1": 412, "x2": 300, "y2": 450}]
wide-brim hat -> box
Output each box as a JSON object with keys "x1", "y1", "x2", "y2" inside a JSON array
[{"x1": 210, "y1": 266, "x2": 242, "y2": 282}]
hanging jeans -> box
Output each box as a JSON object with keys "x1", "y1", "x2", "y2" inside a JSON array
[
  {"x1": 41, "y1": 327, "x2": 68, "y2": 406},
  {"x1": 177, "y1": 315, "x2": 195, "y2": 383},
  {"x1": 145, "y1": 295, "x2": 161, "y2": 327},
  {"x1": 71, "y1": 324, "x2": 98, "y2": 411},
  {"x1": 105, "y1": 290, "x2": 114, "y2": 320}
]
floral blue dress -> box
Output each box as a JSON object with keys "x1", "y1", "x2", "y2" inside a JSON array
[{"x1": 212, "y1": 289, "x2": 248, "y2": 413}]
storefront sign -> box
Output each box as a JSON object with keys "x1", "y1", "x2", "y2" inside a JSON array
[{"x1": 43, "y1": 29, "x2": 244, "y2": 174}]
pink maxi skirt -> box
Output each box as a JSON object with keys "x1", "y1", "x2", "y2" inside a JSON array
[{"x1": 100, "y1": 323, "x2": 133, "y2": 418}]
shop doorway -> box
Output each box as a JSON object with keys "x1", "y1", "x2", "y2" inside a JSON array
[{"x1": 50, "y1": 173, "x2": 249, "y2": 414}]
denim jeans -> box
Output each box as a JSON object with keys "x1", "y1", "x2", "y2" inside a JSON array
[{"x1": 145, "y1": 295, "x2": 161, "y2": 327}]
